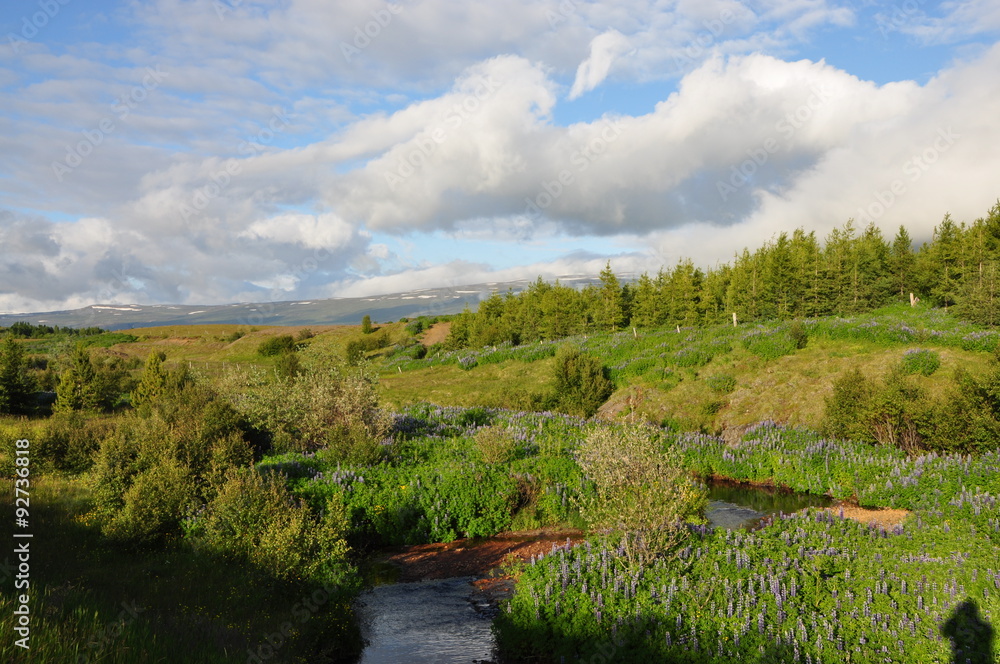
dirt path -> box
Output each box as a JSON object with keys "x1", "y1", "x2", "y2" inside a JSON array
[
  {"x1": 380, "y1": 528, "x2": 583, "y2": 582},
  {"x1": 420, "y1": 321, "x2": 451, "y2": 347}
]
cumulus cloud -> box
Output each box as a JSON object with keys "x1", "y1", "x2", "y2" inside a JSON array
[
  {"x1": 1, "y1": 1, "x2": 998, "y2": 313},
  {"x1": 568, "y1": 30, "x2": 633, "y2": 99}
]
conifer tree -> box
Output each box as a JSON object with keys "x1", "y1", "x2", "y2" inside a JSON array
[
  {"x1": 593, "y1": 262, "x2": 625, "y2": 332},
  {"x1": 0, "y1": 336, "x2": 34, "y2": 415},
  {"x1": 55, "y1": 344, "x2": 101, "y2": 413},
  {"x1": 890, "y1": 225, "x2": 915, "y2": 299},
  {"x1": 132, "y1": 351, "x2": 168, "y2": 408}
]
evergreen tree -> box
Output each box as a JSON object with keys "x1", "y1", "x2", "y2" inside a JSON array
[
  {"x1": 55, "y1": 344, "x2": 101, "y2": 413},
  {"x1": 853, "y1": 223, "x2": 892, "y2": 310},
  {"x1": 918, "y1": 214, "x2": 963, "y2": 309},
  {"x1": 0, "y1": 337, "x2": 35, "y2": 415},
  {"x1": 890, "y1": 225, "x2": 915, "y2": 299},
  {"x1": 593, "y1": 262, "x2": 625, "y2": 332},
  {"x1": 790, "y1": 229, "x2": 823, "y2": 317},
  {"x1": 630, "y1": 273, "x2": 662, "y2": 328},
  {"x1": 132, "y1": 351, "x2": 168, "y2": 408},
  {"x1": 361, "y1": 315, "x2": 373, "y2": 334}
]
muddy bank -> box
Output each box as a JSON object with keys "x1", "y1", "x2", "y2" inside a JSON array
[{"x1": 378, "y1": 527, "x2": 584, "y2": 583}]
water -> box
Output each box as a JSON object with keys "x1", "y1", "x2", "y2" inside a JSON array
[
  {"x1": 705, "y1": 480, "x2": 832, "y2": 530},
  {"x1": 355, "y1": 576, "x2": 496, "y2": 664},
  {"x1": 355, "y1": 482, "x2": 831, "y2": 662}
]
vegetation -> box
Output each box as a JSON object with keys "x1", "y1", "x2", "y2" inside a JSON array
[
  {"x1": 257, "y1": 334, "x2": 298, "y2": 357},
  {"x1": 442, "y1": 203, "x2": 1000, "y2": 351},
  {"x1": 3, "y1": 201, "x2": 1000, "y2": 662},
  {"x1": 0, "y1": 336, "x2": 35, "y2": 414}
]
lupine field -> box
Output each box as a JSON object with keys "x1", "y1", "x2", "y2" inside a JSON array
[
  {"x1": 496, "y1": 421, "x2": 1000, "y2": 663},
  {"x1": 259, "y1": 401, "x2": 1000, "y2": 663}
]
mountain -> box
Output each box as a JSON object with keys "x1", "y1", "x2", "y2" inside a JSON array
[{"x1": 0, "y1": 276, "x2": 605, "y2": 330}]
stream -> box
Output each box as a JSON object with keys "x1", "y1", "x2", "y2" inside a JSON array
[{"x1": 354, "y1": 481, "x2": 833, "y2": 663}]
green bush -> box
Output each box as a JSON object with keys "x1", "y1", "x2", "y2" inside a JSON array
[
  {"x1": 274, "y1": 351, "x2": 301, "y2": 380},
  {"x1": 551, "y1": 345, "x2": 613, "y2": 417},
  {"x1": 901, "y1": 348, "x2": 941, "y2": 375},
  {"x1": 103, "y1": 461, "x2": 197, "y2": 543},
  {"x1": 823, "y1": 368, "x2": 876, "y2": 443},
  {"x1": 705, "y1": 373, "x2": 737, "y2": 394},
  {"x1": 218, "y1": 355, "x2": 392, "y2": 458},
  {"x1": 455, "y1": 407, "x2": 494, "y2": 428},
  {"x1": 475, "y1": 425, "x2": 518, "y2": 464},
  {"x1": 183, "y1": 469, "x2": 352, "y2": 584},
  {"x1": 575, "y1": 425, "x2": 706, "y2": 567},
  {"x1": 257, "y1": 335, "x2": 297, "y2": 357},
  {"x1": 789, "y1": 320, "x2": 809, "y2": 349},
  {"x1": 35, "y1": 412, "x2": 114, "y2": 473}
]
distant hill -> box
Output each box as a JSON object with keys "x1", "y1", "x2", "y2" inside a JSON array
[{"x1": 0, "y1": 276, "x2": 605, "y2": 331}]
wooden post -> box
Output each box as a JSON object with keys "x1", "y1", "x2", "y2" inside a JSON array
[{"x1": 732, "y1": 312, "x2": 738, "y2": 327}]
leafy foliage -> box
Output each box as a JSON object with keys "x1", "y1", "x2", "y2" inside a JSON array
[
  {"x1": 900, "y1": 348, "x2": 941, "y2": 376},
  {"x1": 218, "y1": 351, "x2": 392, "y2": 459},
  {"x1": 551, "y1": 344, "x2": 613, "y2": 417},
  {"x1": 575, "y1": 425, "x2": 707, "y2": 567},
  {"x1": 257, "y1": 334, "x2": 297, "y2": 357},
  {"x1": 0, "y1": 336, "x2": 35, "y2": 414},
  {"x1": 182, "y1": 469, "x2": 353, "y2": 585}
]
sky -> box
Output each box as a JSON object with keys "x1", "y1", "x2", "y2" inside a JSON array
[{"x1": 1, "y1": 0, "x2": 999, "y2": 314}]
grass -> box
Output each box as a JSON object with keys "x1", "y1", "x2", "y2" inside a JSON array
[
  {"x1": 379, "y1": 357, "x2": 556, "y2": 410},
  {"x1": 0, "y1": 475, "x2": 362, "y2": 663}
]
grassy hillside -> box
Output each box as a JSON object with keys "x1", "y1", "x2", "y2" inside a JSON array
[
  {"x1": 22, "y1": 301, "x2": 993, "y2": 434},
  {"x1": 376, "y1": 303, "x2": 998, "y2": 433}
]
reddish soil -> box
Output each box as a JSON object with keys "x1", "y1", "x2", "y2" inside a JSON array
[
  {"x1": 382, "y1": 528, "x2": 584, "y2": 582},
  {"x1": 419, "y1": 321, "x2": 452, "y2": 347},
  {"x1": 824, "y1": 504, "x2": 910, "y2": 528}
]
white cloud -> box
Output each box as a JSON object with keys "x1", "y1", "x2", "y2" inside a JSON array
[
  {"x1": 568, "y1": 29, "x2": 633, "y2": 100},
  {"x1": 239, "y1": 213, "x2": 355, "y2": 250}
]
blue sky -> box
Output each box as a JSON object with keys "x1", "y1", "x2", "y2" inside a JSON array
[{"x1": 1, "y1": 0, "x2": 999, "y2": 312}]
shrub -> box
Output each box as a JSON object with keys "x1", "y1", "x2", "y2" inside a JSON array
[
  {"x1": 456, "y1": 407, "x2": 494, "y2": 428},
  {"x1": 361, "y1": 315, "x2": 373, "y2": 334},
  {"x1": 823, "y1": 368, "x2": 876, "y2": 443},
  {"x1": 551, "y1": 345, "x2": 614, "y2": 418},
  {"x1": 0, "y1": 336, "x2": 35, "y2": 415},
  {"x1": 183, "y1": 469, "x2": 352, "y2": 584},
  {"x1": 218, "y1": 355, "x2": 392, "y2": 458},
  {"x1": 789, "y1": 320, "x2": 809, "y2": 349},
  {"x1": 274, "y1": 351, "x2": 301, "y2": 381},
  {"x1": 705, "y1": 373, "x2": 737, "y2": 394},
  {"x1": 345, "y1": 331, "x2": 390, "y2": 364},
  {"x1": 475, "y1": 425, "x2": 518, "y2": 464},
  {"x1": 258, "y1": 335, "x2": 297, "y2": 357},
  {"x1": 575, "y1": 425, "x2": 706, "y2": 567},
  {"x1": 35, "y1": 412, "x2": 114, "y2": 473},
  {"x1": 103, "y1": 461, "x2": 197, "y2": 543},
  {"x1": 901, "y1": 348, "x2": 941, "y2": 376}
]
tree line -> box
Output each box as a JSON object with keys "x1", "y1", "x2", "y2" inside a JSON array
[{"x1": 448, "y1": 202, "x2": 1000, "y2": 348}]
